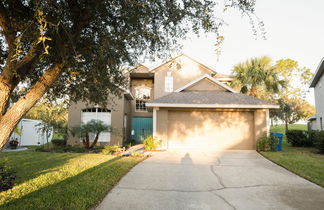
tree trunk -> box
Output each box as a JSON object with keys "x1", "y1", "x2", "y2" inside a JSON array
[
  {"x1": 0, "y1": 80, "x2": 12, "y2": 120},
  {"x1": 90, "y1": 132, "x2": 100, "y2": 149},
  {"x1": 249, "y1": 86, "x2": 257, "y2": 97},
  {"x1": 82, "y1": 133, "x2": 90, "y2": 148},
  {"x1": 0, "y1": 63, "x2": 63, "y2": 150},
  {"x1": 285, "y1": 118, "x2": 288, "y2": 134}
]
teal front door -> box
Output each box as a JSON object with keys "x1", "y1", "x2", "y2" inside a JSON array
[{"x1": 132, "y1": 117, "x2": 153, "y2": 143}]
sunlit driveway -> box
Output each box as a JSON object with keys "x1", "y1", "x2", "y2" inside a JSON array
[{"x1": 97, "y1": 150, "x2": 324, "y2": 210}]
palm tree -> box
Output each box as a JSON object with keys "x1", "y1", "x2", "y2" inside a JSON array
[
  {"x1": 231, "y1": 56, "x2": 286, "y2": 98},
  {"x1": 70, "y1": 120, "x2": 111, "y2": 149}
]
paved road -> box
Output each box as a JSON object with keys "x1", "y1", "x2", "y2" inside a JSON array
[{"x1": 97, "y1": 150, "x2": 324, "y2": 210}]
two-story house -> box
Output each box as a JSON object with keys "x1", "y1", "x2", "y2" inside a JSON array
[
  {"x1": 309, "y1": 58, "x2": 324, "y2": 131},
  {"x1": 67, "y1": 54, "x2": 278, "y2": 150}
]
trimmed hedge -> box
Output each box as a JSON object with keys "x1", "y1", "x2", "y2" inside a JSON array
[
  {"x1": 286, "y1": 129, "x2": 324, "y2": 153},
  {"x1": 51, "y1": 139, "x2": 67, "y2": 147},
  {"x1": 101, "y1": 145, "x2": 122, "y2": 155},
  {"x1": 286, "y1": 130, "x2": 312, "y2": 147},
  {"x1": 314, "y1": 131, "x2": 324, "y2": 153}
]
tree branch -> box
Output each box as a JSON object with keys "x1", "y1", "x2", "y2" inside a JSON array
[
  {"x1": 0, "y1": 2, "x2": 16, "y2": 49},
  {"x1": 0, "y1": 62, "x2": 63, "y2": 149}
]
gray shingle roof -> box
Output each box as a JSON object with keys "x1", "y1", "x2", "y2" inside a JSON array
[{"x1": 146, "y1": 91, "x2": 277, "y2": 108}]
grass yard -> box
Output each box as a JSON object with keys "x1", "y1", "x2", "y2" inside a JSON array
[
  {"x1": 0, "y1": 150, "x2": 144, "y2": 210},
  {"x1": 260, "y1": 124, "x2": 324, "y2": 187}
]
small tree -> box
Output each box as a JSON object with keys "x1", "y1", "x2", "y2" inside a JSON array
[
  {"x1": 70, "y1": 120, "x2": 111, "y2": 149},
  {"x1": 30, "y1": 100, "x2": 67, "y2": 146},
  {"x1": 36, "y1": 121, "x2": 53, "y2": 147},
  {"x1": 272, "y1": 98, "x2": 315, "y2": 133}
]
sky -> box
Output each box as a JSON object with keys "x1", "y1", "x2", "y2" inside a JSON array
[{"x1": 145, "y1": 0, "x2": 324, "y2": 105}]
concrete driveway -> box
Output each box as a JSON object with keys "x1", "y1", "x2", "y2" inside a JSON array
[{"x1": 96, "y1": 150, "x2": 324, "y2": 210}]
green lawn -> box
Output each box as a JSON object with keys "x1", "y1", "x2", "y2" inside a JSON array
[
  {"x1": 0, "y1": 150, "x2": 144, "y2": 209},
  {"x1": 261, "y1": 124, "x2": 324, "y2": 187}
]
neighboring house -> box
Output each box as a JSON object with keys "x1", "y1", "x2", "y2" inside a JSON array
[
  {"x1": 67, "y1": 53, "x2": 278, "y2": 150},
  {"x1": 309, "y1": 58, "x2": 324, "y2": 131}
]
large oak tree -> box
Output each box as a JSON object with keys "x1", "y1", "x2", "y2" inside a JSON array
[{"x1": 0, "y1": 0, "x2": 256, "y2": 149}]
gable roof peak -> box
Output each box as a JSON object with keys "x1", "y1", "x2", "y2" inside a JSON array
[
  {"x1": 149, "y1": 53, "x2": 218, "y2": 74},
  {"x1": 174, "y1": 74, "x2": 237, "y2": 93}
]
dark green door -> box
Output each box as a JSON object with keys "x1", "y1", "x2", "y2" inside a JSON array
[{"x1": 132, "y1": 117, "x2": 153, "y2": 143}]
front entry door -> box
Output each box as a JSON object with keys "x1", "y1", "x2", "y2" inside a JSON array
[{"x1": 132, "y1": 117, "x2": 153, "y2": 143}]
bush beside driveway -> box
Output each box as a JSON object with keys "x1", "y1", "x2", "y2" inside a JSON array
[{"x1": 0, "y1": 150, "x2": 144, "y2": 209}]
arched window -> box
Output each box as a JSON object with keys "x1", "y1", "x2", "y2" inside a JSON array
[
  {"x1": 81, "y1": 107, "x2": 111, "y2": 142},
  {"x1": 135, "y1": 85, "x2": 151, "y2": 112}
]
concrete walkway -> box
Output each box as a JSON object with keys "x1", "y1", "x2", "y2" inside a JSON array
[{"x1": 96, "y1": 150, "x2": 324, "y2": 210}]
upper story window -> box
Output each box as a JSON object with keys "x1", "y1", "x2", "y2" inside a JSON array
[
  {"x1": 135, "y1": 85, "x2": 151, "y2": 112},
  {"x1": 165, "y1": 72, "x2": 173, "y2": 92}
]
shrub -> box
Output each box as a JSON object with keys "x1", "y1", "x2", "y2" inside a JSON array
[
  {"x1": 51, "y1": 139, "x2": 67, "y2": 147},
  {"x1": 256, "y1": 133, "x2": 276, "y2": 151},
  {"x1": 286, "y1": 130, "x2": 312, "y2": 147},
  {"x1": 0, "y1": 161, "x2": 16, "y2": 192},
  {"x1": 143, "y1": 136, "x2": 161, "y2": 151},
  {"x1": 130, "y1": 151, "x2": 145, "y2": 157},
  {"x1": 101, "y1": 145, "x2": 122, "y2": 155},
  {"x1": 315, "y1": 131, "x2": 324, "y2": 153}
]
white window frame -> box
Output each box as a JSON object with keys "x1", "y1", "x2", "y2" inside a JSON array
[
  {"x1": 165, "y1": 71, "x2": 173, "y2": 92},
  {"x1": 135, "y1": 85, "x2": 151, "y2": 112}
]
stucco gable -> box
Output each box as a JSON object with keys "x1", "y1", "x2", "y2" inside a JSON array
[
  {"x1": 175, "y1": 74, "x2": 236, "y2": 93},
  {"x1": 183, "y1": 78, "x2": 228, "y2": 92},
  {"x1": 150, "y1": 53, "x2": 217, "y2": 75}
]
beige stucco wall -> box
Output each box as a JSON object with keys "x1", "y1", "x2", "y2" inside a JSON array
[
  {"x1": 156, "y1": 109, "x2": 169, "y2": 148},
  {"x1": 314, "y1": 74, "x2": 324, "y2": 130},
  {"x1": 155, "y1": 108, "x2": 268, "y2": 150},
  {"x1": 154, "y1": 55, "x2": 215, "y2": 98},
  {"x1": 67, "y1": 95, "x2": 127, "y2": 146},
  {"x1": 130, "y1": 79, "x2": 154, "y2": 118},
  {"x1": 254, "y1": 109, "x2": 267, "y2": 142},
  {"x1": 184, "y1": 78, "x2": 228, "y2": 92}
]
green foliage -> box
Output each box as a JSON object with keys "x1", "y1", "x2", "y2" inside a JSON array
[
  {"x1": 70, "y1": 119, "x2": 111, "y2": 149},
  {"x1": 256, "y1": 133, "x2": 276, "y2": 151},
  {"x1": 313, "y1": 131, "x2": 324, "y2": 154},
  {"x1": 143, "y1": 136, "x2": 161, "y2": 151},
  {"x1": 286, "y1": 130, "x2": 313, "y2": 147},
  {"x1": 51, "y1": 139, "x2": 67, "y2": 147},
  {"x1": 130, "y1": 151, "x2": 145, "y2": 158},
  {"x1": 271, "y1": 98, "x2": 315, "y2": 130},
  {"x1": 35, "y1": 144, "x2": 88, "y2": 153},
  {"x1": 13, "y1": 126, "x2": 22, "y2": 136},
  {"x1": 101, "y1": 145, "x2": 122, "y2": 155},
  {"x1": 231, "y1": 56, "x2": 286, "y2": 97},
  {"x1": 0, "y1": 160, "x2": 16, "y2": 192},
  {"x1": 0, "y1": 150, "x2": 144, "y2": 209}
]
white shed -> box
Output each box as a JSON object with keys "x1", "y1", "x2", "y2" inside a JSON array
[{"x1": 10, "y1": 119, "x2": 53, "y2": 146}]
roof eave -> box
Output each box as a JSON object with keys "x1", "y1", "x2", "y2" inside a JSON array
[
  {"x1": 146, "y1": 103, "x2": 279, "y2": 109},
  {"x1": 174, "y1": 74, "x2": 237, "y2": 93},
  {"x1": 310, "y1": 58, "x2": 324, "y2": 88}
]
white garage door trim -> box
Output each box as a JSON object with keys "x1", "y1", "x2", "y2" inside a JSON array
[{"x1": 81, "y1": 108, "x2": 111, "y2": 142}]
